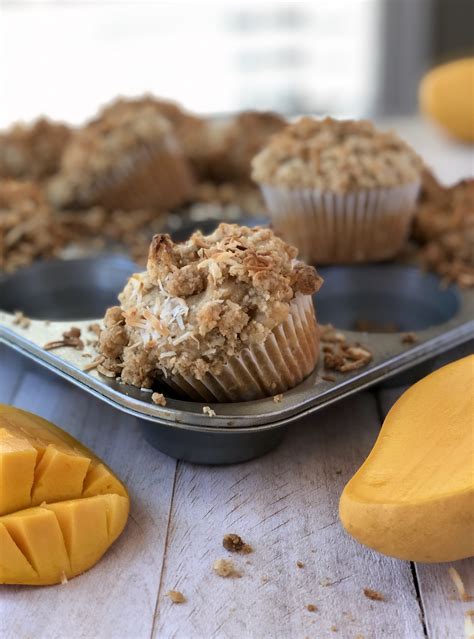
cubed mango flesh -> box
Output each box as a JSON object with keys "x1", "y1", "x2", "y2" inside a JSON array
[{"x1": 0, "y1": 404, "x2": 130, "y2": 585}]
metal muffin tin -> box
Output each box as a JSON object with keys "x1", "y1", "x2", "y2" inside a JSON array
[{"x1": 1, "y1": 255, "x2": 473, "y2": 464}]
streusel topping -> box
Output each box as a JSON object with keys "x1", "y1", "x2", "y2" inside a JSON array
[
  {"x1": 98, "y1": 223, "x2": 323, "y2": 387},
  {"x1": 251, "y1": 117, "x2": 423, "y2": 191},
  {"x1": 48, "y1": 105, "x2": 177, "y2": 207}
]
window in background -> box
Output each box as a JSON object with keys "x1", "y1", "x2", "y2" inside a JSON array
[{"x1": 1, "y1": 0, "x2": 428, "y2": 127}]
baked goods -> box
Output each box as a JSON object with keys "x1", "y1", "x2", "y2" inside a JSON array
[
  {"x1": 252, "y1": 117, "x2": 423, "y2": 263},
  {"x1": 414, "y1": 171, "x2": 474, "y2": 287},
  {"x1": 0, "y1": 118, "x2": 71, "y2": 180},
  {"x1": 98, "y1": 223, "x2": 323, "y2": 402},
  {"x1": 48, "y1": 103, "x2": 195, "y2": 211},
  {"x1": 0, "y1": 180, "x2": 63, "y2": 272},
  {"x1": 201, "y1": 111, "x2": 286, "y2": 183}
]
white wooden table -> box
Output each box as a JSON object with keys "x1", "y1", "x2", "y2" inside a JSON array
[{"x1": 1, "y1": 120, "x2": 473, "y2": 638}]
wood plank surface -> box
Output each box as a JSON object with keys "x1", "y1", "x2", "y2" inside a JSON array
[
  {"x1": 0, "y1": 361, "x2": 177, "y2": 639},
  {"x1": 154, "y1": 392, "x2": 425, "y2": 639},
  {"x1": 378, "y1": 386, "x2": 474, "y2": 639}
]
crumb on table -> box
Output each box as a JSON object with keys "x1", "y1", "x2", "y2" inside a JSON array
[
  {"x1": 213, "y1": 559, "x2": 241, "y2": 578},
  {"x1": 166, "y1": 590, "x2": 186, "y2": 604},
  {"x1": 13, "y1": 311, "x2": 31, "y2": 329},
  {"x1": 306, "y1": 604, "x2": 317, "y2": 612},
  {"x1": 363, "y1": 588, "x2": 385, "y2": 602},
  {"x1": 223, "y1": 533, "x2": 252, "y2": 554},
  {"x1": 296, "y1": 560, "x2": 305, "y2": 568}
]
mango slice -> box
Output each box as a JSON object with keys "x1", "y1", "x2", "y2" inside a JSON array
[
  {"x1": 419, "y1": 58, "x2": 474, "y2": 142},
  {"x1": 0, "y1": 404, "x2": 130, "y2": 585},
  {"x1": 339, "y1": 356, "x2": 474, "y2": 563}
]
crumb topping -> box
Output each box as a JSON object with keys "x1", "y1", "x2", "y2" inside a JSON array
[
  {"x1": 251, "y1": 117, "x2": 422, "y2": 191},
  {"x1": 414, "y1": 173, "x2": 474, "y2": 287},
  {"x1": 0, "y1": 117, "x2": 71, "y2": 179},
  {"x1": 98, "y1": 223, "x2": 323, "y2": 387}
]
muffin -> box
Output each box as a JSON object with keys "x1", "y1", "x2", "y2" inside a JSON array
[
  {"x1": 201, "y1": 111, "x2": 287, "y2": 183},
  {"x1": 98, "y1": 223, "x2": 323, "y2": 402},
  {"x1": 94, "y1": 95, "x2": 208, "y2": 176},
  {"x1": 0, "y1": 118, "x2": 71, "y2": 180},
  {"x1": 252, "y1": 117, "x2": 423, "y2": 263},
  {"x1": 48, "y1": 103, "x2": 195, "y2": 211}
]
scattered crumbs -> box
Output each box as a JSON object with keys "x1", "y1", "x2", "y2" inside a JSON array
[
  {"x1": 449, "y1": 567, "x2": 473, "y2": 601},
  {"x1": 152, "y1": 392, "x2": 167, "y2": 407},
  {"x1": 319, "y1": 577, "x2": 332, "y2": 587},
  {"x1": 44, "y1": 327, "x2": 84, "y2": 351},
  {"x1": 363, "y1": 588, "x2": 385, "y2": 602},
  {"x1": 401, "y1": 332, "x2": 417, "y2": 345},
  {"x1": 213, "y1": 559, "x2": 240, "y2": 578},
  {"x1": 96, "y1": 364, "x2": 117, "y2": 377},
  {"x1": 83, "y1": 356, "x2": 105, "y2": 372},
  {"x1": 166, "y1": 590, "x2": 185, "y2": 604},
  {"x1": 306, "y1": 604, "x2": 317, "y2": 612},
  {"x1": 321, "y1": 326, "x2": 372, "y2": 373},
  {"x1": 296, "y1": 561, "x2": 305, "y2": 568},
  {"x1": 273, "y1": 393, "x2": 283, "y2": 403},
  {"x1": 260, "y1": 575, "x2": 270, "y2": 583},
  {"x1": 321, "y1": 374, "x2": 336, "y2": 382},
  {"x1": 331, "y1": 625, "x2": 338, "y2": 632},
  {"x1": 88, "y1": 323, "x2": 102, "y2": 336},
  {"x1": 203, "y1": 406, "x2": 216, "y2": 417},
  {"x1": 13, "y1": 310, "x2": 31, "y2": 329},
  {"x1": 223, "y1": 533, "x2": 252, "y2": 554},
  {"x1": 60, "y1": 572, "x2": 68, "y2": 585}
]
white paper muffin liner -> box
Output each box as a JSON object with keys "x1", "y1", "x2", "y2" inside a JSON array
[
  {"x1": 260, "y1": 181, "x2": 421, "y2": 263},
  {"x1": 164, "y1": 293, "x2": 320, "y2": 403}
]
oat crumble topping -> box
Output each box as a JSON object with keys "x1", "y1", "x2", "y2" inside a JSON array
[
  {"x1": 98, "y1": 223, "x2": 322, "y2": 388},
  {"x1": 251, "y1": 117, "x2": 422, "y2": 191},
  {"x1": 222, "y1": 533, "x2": 252, "y2": 554},
  {"x1": 151, "y1": 392, "x2": 167, "y2": 406},
  {"x1": 213, "y1": 559, "x2": 240, "y2": 578}
]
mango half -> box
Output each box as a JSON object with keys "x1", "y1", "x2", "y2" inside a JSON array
[
  {"x1": 0, "y1": 404, "x2": 129, "y2": 585},
  {"x1": 339, "y1": 356, "x2": 474, "y2": 563}
]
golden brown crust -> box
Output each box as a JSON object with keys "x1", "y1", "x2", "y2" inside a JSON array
[
  {"x1": 0, "y1": 118, "x2": 71, "y2": 180},
  {"x1": 251, "y1": 116, "x2": 423, "y2": 191},
  {"x1": 98, "y1": 223, "x2": 323, "y2": 386}
]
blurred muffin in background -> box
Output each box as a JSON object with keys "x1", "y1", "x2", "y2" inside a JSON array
[
  {"x1": 95, "y1": 95, "x2": 209, "y2": 179},
  {"x1": 201, "y1": 111, "x2": 286, "y2": 183},
  {"x1": 414, "y1": 170, "x2": 474, "y2": 287},
  {"x1": 0, "y1": 118, "x2": 71, "y2": 180},
  {"x1": 0, "y1": 180, "x2": 63, "y2": 272},
  {"x1": 252, "y1": 117, "x2": 423, "y2": 264},
  {"x1": 48, "y1": 102, "x2": 195, "y2": 211}
]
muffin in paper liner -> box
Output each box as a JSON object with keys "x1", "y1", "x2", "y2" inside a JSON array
[
  {"x1": 92, "y1": 138, "x2": 196, "y2": 211},
  {"x1": 260, "y1": 181, "x2": 421, "y2": 264},
  {"x1": 163, "y1": 293, "x2": 320, "y2": 402}
]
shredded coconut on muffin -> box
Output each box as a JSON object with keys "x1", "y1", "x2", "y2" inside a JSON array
[
  {"x1": 251, "y1": 117, "x2": 423, "y2": 191},
  {"x1": 98, "y1": 223, "x2": 323, "y2": 388},
  {"x1": 48, "y1": 105, "x2": 180, "y2": 208}
]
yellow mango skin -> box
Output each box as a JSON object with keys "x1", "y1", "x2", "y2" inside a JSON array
[
  {"x1": 0, "y1": 405, "x2": 130, "y2": 585},
  {"x1": 420, "y1": 58, "x2": 474, "y2": 142},
  {"x1": 340, "y1": 356, "x2": 474, "y2": 563}
]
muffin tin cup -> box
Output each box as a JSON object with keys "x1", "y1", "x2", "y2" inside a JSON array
[
  {"x1": 0, "y1": 256, "x2": 473, "y2": 465},
  {"x1": 260, "y1": 181, "x2": 420, "y2": 263},
  {"x1": 166, "y1": 294, "x2": 320, "y2": 402}
]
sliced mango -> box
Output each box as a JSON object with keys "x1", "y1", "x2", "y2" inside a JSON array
[
  {"x1": 0, "y1": 404, "x2": 130, "y2": 585},
  {"x1": 339, "y1": 356, "x2": 474, "y2": 563}
]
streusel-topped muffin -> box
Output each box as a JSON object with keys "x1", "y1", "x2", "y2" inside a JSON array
[
  {"x1": 48, "y1": 104, "x2": 195, "y2": 211},
  {"x1": 0, "y1": 118, "x2": 71, "y2": 180},
  {"x1": 98, "y1": 223, "x2": 323, "y2": 401},
  {"x1": 252, "y1": 117, "x2": 422, "y2": 263}
]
